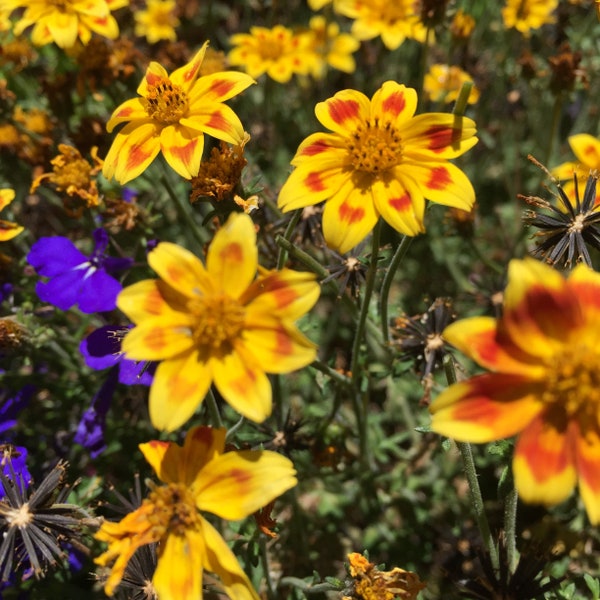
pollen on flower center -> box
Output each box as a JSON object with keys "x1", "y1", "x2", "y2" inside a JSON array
[
  {"x1": 145, "y1": 78, "x2": 189, "y2": 124},
  {"x1": 543, "y1": 348, "x2": 600, "y2": 417},
  {"x1": 188, "y1": 294, "x2": 245, "y2": 353},
  {"x1": 147, "y1": 483, "x2": 201, "y2": 537},
  {"x1": 346, "y1": 119, "x2": 403, "y2": 174}
]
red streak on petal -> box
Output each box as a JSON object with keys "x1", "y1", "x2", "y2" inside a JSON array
[
  {"x1": 143, "y1": 328, "x2": 166, "y2": 351},
  {"x1": 275, "y1": 328, "x2": 292, "y2": 355},
  {"x1": 220, "y1": 242, "x2": 243, "y2": 263},
  {"x1": 327, "y1": 98, "x2": 360, "y2": 126},
  {"x1": 584, "y1": 144, "x2": 597, "y2": 156},
  {"x1": 209, "y1": 79, "x2": 235, "y2": 97},
  {"x1": 388, "y1": 193, "x2": 411, "y2": 212},
  {"x1": 304, "y1": 171, "x2": 326, "y2": 192},
  {"x1": 189, "y1": 426, "x2": 214, "y2": 446},
  {"x1": 143, "y1": 288, "x2": 166, "y2": 315},
  {"x1": 169, "y1": 139, "x2": 198, "y2": 166},
  {"x1": 271, "y1": 287, "x2": 297, "y2": 308},
  {"x1": 205, "y1": 111, "x2": 229, "y2": 131},
  {"x1": 183, "y1": 62, "x2": 200, "y2": 83},
  {"x1": 126, "y1": 142, "x2": 154, "y2": 173},
  {"x1": 382, "y1": 90, "x2": 406, "y2": 116},
  {"x1": 146, "y1": 71, "x2": 163, "y2": 87},
  {"x1": 426, "y1": 166, "x2": 452, "y2": 190},
  {"x1": 300, "y1": 140, "x2": 330, "y2": 157},
  {"x1": 229, "y1": 467, "x2": 252, "y2": 486},
  {"x1": 147, "y1": 440, "x2": 169, "y2": 449},
  {"x1": 425, "y1": 125, "x2": 460, "y2": 153},
  {"x1": 115, "y1": 106, "x2": 134, "y2": 119},
  {"x1": 339, "y1": 202, "x2": 365, "y2": 224}
]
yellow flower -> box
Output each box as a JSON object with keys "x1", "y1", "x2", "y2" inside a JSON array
[
  {"x1": 277, "y1": 81, "x2": 477, "y2": 254},
  {"x1": 30, "y1": 144, "x2": 104, "y2": 215},
  {"x1": 228, "y1": 25, "x2": 313, "y2": 83},
  {"x1": 430, "y1": 258, "x2": 600, "y2": 523},
  {"x1": 450, "y1": 9, "x2": 476, "y2": 40},
  {"x1": 335, "y1": 0, "x2": 428, "y2": 50},
  {"x1": 117, "y1": 212, "x2": 319, "y2": 432},
  {"x1": 95, "y1": 425, "x2": 297, "y2": 599},
  {"x1": 0, "y1": 189, "x2": 23, "y2": 242},
  {"x1": 134, "y1": 0, "x2": 180, "y2": 44},
  {"x1": 423, "y1": 64, "x2": 480, "y2": 105},
  {"x1": 305, "y1": 15, "x2": 360, "y2": 80},
  {"x1": 552, "y1": 134, "x2": 600, "y2": 210},
  {"x1": 501, "y1": 0, "x2": 558, "y2": 36},
  {"x1": 102, "y1": 42, "x2": 255, "y2": 184},
  {"x1": 5, "y1": 0, "x2": 127, "y2": 48}
]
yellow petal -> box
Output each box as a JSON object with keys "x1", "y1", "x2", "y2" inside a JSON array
[
  {"x1": 121, "y1": 318, "x2": 195, "y2": 361},
  {"x1": 206, "y1": 213, "x2": 257, "y2": 298},
  {"x1": 202, "y1": 517, "x2": 261, "y2": 600},
  {"x1": 149, "y1": 352, "x2": 212, "y2": 432},
  {"x1": 153, "y1": 530, "x2": 205, "y2": 600},
  {"x1": 315, "y1": 88, "x2": 370, "y2": 136},
  {"x1": 568, "y1": 133, "x2": 600, "y2": 169},
  {"x1": 160, "y1": 124, "x2": 205, "y2": 179},
  {"x1": 170, "y1": 41, "x2": 209, "y2": 91},
  {"x1": 194, "y1": 450, "x2": 296, "y2": 519},
  {"x1": 211, "y1": 349, "x2": 271, "y2": 422},
  {"x1": 148, "y1": 242, "x2": 213, "y2": 299}
]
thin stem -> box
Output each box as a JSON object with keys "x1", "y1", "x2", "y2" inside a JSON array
[
  {"x1": 275, "y1": 234, "x2": 329, "y2": 278},
  {"x1": 259, "y1": 536, "x2": 277, "y2": 600},
  {"x1": 205, "y1": 387, "x2": 223, "y2": 429},
  {"x1": 544, "y1": 92, "x2": 563, "y2": 168},
  {"x1": 310, "y1": 359, "x2": 352, "y2": 387},
  {"x1": 276, "y1": 210, "x2": 303, "y2": 270},
  {"x1": 160, "y1": 174, "x2": 208, "y2": 250},
  {"x1": 226, "y1": 415, "x2": 245, "y2": 442},
  {"x1": 379, "y1": 235, "x2": 412, "y2": 344},
  {"x1": 350, "y1": 222, "x2": 382, "y2": 466},
  {"x1": 503, "y1": 484, "x2": 519, "y2": 573},
  {"x1": 444, "y1": 355, "x2": 499, "y2": 571}
]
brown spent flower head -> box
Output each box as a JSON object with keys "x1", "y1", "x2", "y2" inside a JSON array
[
  {"x1": 521, "y1": 155, "x2": 600, "y2": 267},
  {"x1": 322, "y1": 252, "x2": 368, "y2": 299},
  {"x1": 0, "y1": 38, "x2": 37, "y2": 72},
  {"x1": 548, "y1": 42, "x2": 586, "y2": 94},
  {"x1": 102, "y1": 194, "x2": 145, "y2": 233},
  {"x1": 342, "y1": 552, "x2": 426, "y2": 600},
  {"x1": 30, "y1": 144, "x2": 104, "y2": 216},
  {"x1": 0, "y1": 317, "x2": 28, "y2": 354},
  {"x1": 420, "y1": 0, "x2": 450, "y2": 28},
  {"x1": 190, "y1": 135, "x2": 249, "y2": 204},
  {"x1": 0, "y1": 460, "x2": 93, "y2": 581}
]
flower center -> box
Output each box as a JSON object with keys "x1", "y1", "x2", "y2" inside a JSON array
[
  {"x1": 260, "y1": 37, "x2": 286, "y2": 61},
  {"x1": 144, "y1": 77, "x2": 189, "y2": 124},
  {"x1": 147, "y1": 483, "x2": 201, "y2": 538},
  {"x1": 187, "y1": 293, "x2": 245, "y2": 355},
  {"x1": 346, "y1": 119, "x2": 403, "y2": 174},
  {"x1": 543, "y1": 347, "x2": 600, "y2": 419},
  {"x1": 48, "y1": 0, "x2": 71, "y2": 11}
]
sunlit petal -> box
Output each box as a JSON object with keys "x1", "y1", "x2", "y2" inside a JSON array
[
  {"x1": 160, "y1": 124, "x2": 204, "y2": 179},
  {"x1": 315, "y1": 89, "x2": 370, "y2": 135}
]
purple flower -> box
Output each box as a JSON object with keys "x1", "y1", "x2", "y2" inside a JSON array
[
  {"x1": 27, "y1": 229, "x2": 133, "y2": 313},
  {"x1": 0, "y1": 384, "x2": 34, "y2": 434},
  {"x1": 75, "y1": 326, "x2": 154, "y2": 457},
  {"x1": 0, "y1": 445, "x2": 31, "y2": 498}
]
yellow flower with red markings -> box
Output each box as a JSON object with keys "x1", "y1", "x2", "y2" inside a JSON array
[
  {"x1": 102, "y1": 41, "x2": 255, "y2": 184},
  {"x1": 0, "y1": 189, "x2": 23, "y2": 242},
  {"x1": 335, "y1": 0, "x2": 428, "y2": 50},
  {"x1": 117, "y1": 212, "x2": 319, "y2": 432},
  {"x1": 552, "y1": 133, "x2": 600, "y2": 210},
  {"x1": 430, "y1": 258, "x2": 600, "y2": 524},
  {"x1": 5, "y1": 0, "x2": 127, "y2": 48},
  {"x1": 95, "y1": 425, "x2": 297, "y2": 599},
  {"x1": 501, "y1": 0, "x2": 558, "y2": 36},
  {"x1": 277, "y1": 81, "x2": 477, "y2": 254}
]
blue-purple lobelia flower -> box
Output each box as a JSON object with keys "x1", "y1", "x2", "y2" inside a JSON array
[
  {"x1": 74, "y1": 326, "x2": 154, "y2": 457},
  {"x1": 27, "y1": 229, "x2": 133, "y2": 313},
  {"x1": 0, "y1": 384, "x2": 34, "y2": 496}
]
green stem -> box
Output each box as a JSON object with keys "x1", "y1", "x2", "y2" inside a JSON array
[
  {"x1": 205, "y1": 387, "x2": 223, "y2": 429},
  {"x1": 259, "y1": 535, "x2": 277, "y2": 600},
  {"x1": 350, "y1": 222, "x2": 382, "y2": 466},
  {"x1": 160, "y1": 175, "x2": 208, "y2": 250},
  {"x1": 444, "y1": 355, "x2": 499, "y2": 571},
  {"x1": 276, "y1": 210, "x2": 303, "y2": 270},
  {"x1": 544, "y1": 92, "x2": 563, "y2": 168},
  {"x1": 310, "y1": 359, "x2": 352, "y2": 387},
  {"x1": 379, "y1": 235, "x2": 412, "y2": 344},
  {"x1": 275, "y1": 234, "x2": 328, "y2": 277},
  {"x1": 503, "y1": 485, "x2": 519, "y2": 573}
]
